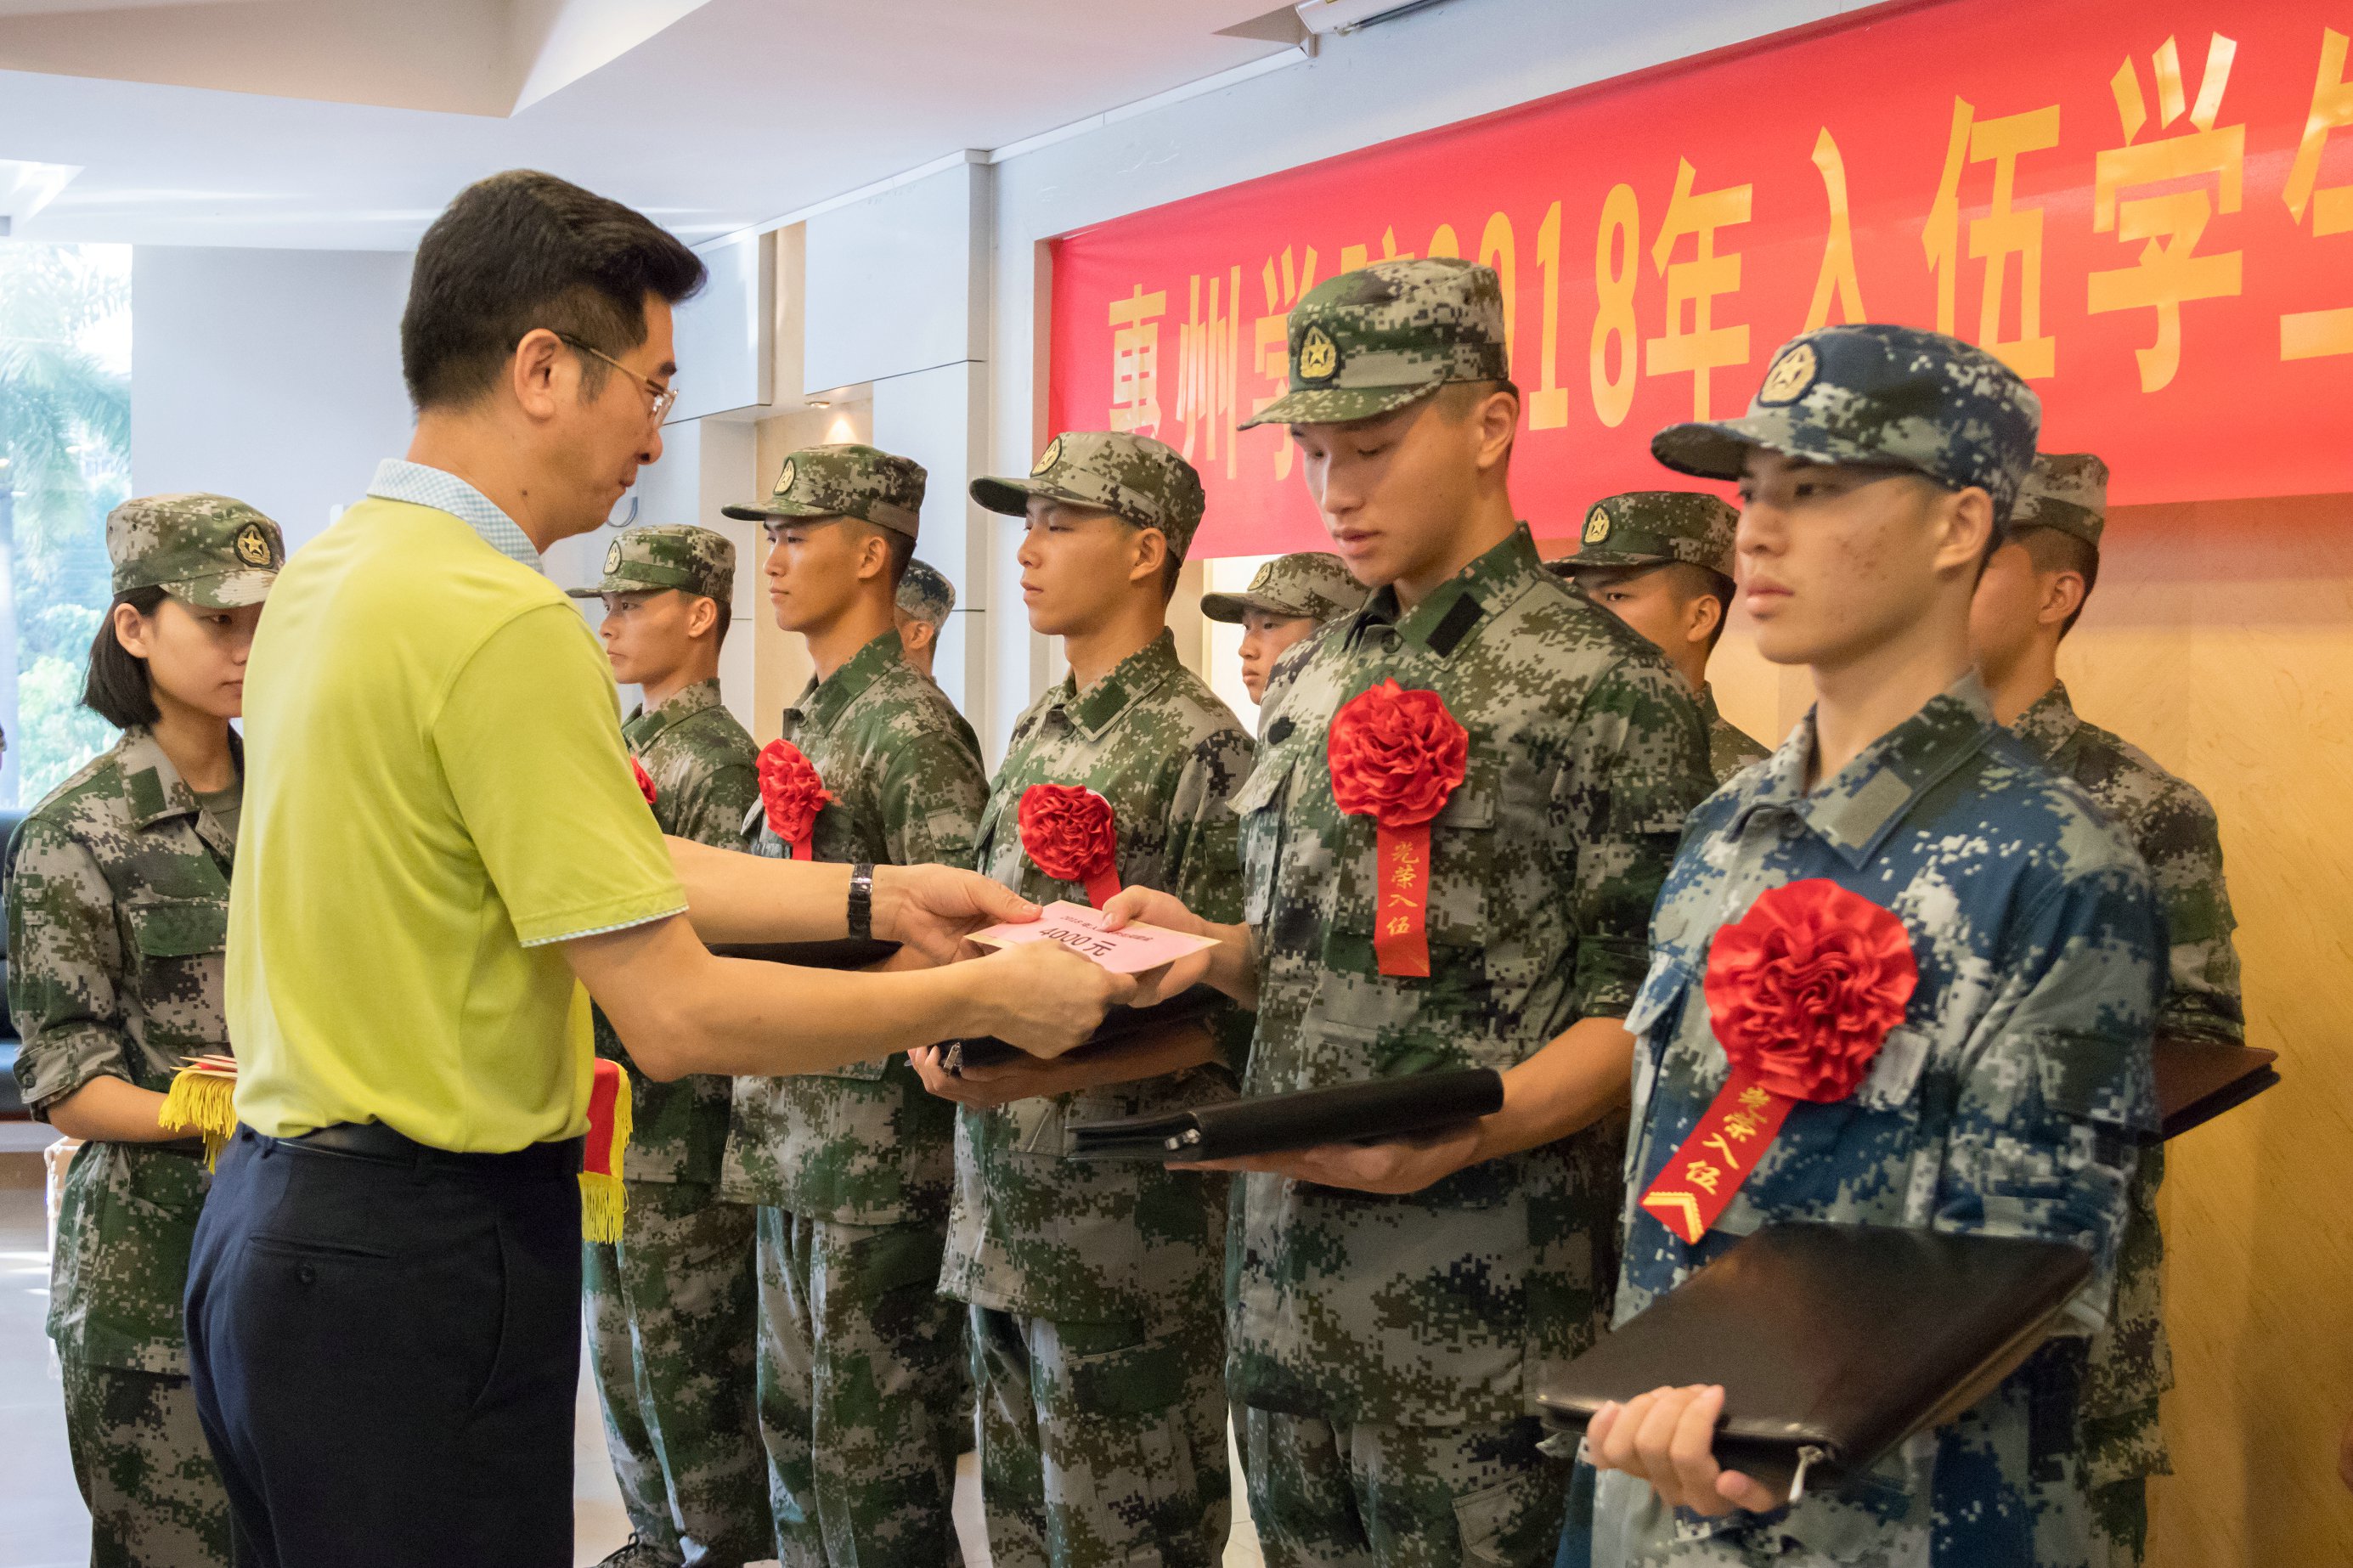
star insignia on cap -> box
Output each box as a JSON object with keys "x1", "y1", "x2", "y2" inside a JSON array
[
  {"x1": 604, "y1": 539, "x2": 624, "y2": 574},
  {"x1": 1582, "y1": 506, "x2": 1612, "y2": 544},
  {"x1": 1758, "y1": 341, "x2": 1819, "y2": 406},
  {"x1": 1031, "y1": 436, "x2": 1064, "y2": 477},
  {"x1": 1297, "y1": 324, "x2": 1339, "y2": 383},
  {"x1": 234, "y1": 522, "x2": 274, "y2": 567},
  {"x1": 773, "y1": 457, "x2": 797, "y2": 498}
]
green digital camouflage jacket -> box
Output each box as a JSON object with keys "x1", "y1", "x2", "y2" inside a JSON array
[
  {"x1": 597, "y1": 678, "x2": 759, "y2": 1185},
  {"x1": 2014, "y1": 680, "x2": 2245, "y2": 1488},
  {"x1": 719, "y1": 631, "x2": 987, "y2": 1223},
  {"x1": 937, "y1": 629, "x2": 1254, "y2": 1330},
  {"x1": 1231, "y1": 526, "x2": 1714, "y2": 1428},
  {"x1": 8, "y1": 728, "x2": 238, "y2": 1373},
  {"x1": 1586, "y1": 678, "x2": 2162, "y2": 1565},
  {"x1": 1697, "y1": 685, "x2": 1771, "y2": 787}
]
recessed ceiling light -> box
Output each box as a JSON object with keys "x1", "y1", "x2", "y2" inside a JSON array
[{"x1": 806, "y1": 398, "x2": 830, "y2": 409}]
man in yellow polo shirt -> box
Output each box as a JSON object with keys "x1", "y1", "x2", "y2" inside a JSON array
[{"x1": 183, "y1": 171, "x2": 1131, "y2": 1568}]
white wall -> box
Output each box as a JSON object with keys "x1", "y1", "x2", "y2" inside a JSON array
[{"x1": 132, "y1": 245, "x2": 415, "y2": 550}]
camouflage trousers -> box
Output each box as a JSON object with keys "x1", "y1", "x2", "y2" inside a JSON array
[
  {"x1": 753, "y1": 1208, "x2": 966, "y2": 1568},
  {"x1": 970, "y1": 1300, "x2": 1231, "y2": 1568},
  {"x1": 1242, "y1": 1406, "x2": 1566, "y2": 1568},
  {"x1": 58, "y1": 1354, "x2": 234, "y2": 1568},
  {"x1": 583, "y1": 1179, "x2": 769, "y2": 1568},
  {"x1": 2081, "y1": 1458, "x2": 2152, "y2": 1568}
]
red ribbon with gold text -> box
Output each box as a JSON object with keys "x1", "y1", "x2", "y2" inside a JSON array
[
  {"x1": 1328, "y1": 680, "x2": 1469, "y2": 978},
  {"x1": 758, "y1": 740, "x2": 832, "y2": 861},
  {"x1": 1639, "y1": 879, "x2": 1919, "y2": 1244},
  {"x1": 1018, "y1": 784, "x2": 1121, "y2": 906}
]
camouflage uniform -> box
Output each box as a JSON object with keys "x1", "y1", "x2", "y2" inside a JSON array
[
  {"x1": 567, "y1": 526, "x2": 771, "y2": 1568},
  {"x1": 2001, "y1": 454, "x2": 2246, "y2": 1568},
  {"x1": 1202, "y1": 551, "x2": 1368, "y2": 736},
  {"x1": 1228, "y1": 261, "x2": 1714, "y2": 1567},
  {"x1": 1577, "y1": 327, "x2": 2160, "y2": 1567},
  {"x1": 1549, "y1": 492, "x2": 1769, "y2": 784},
  {"x1": 718, "y1": 446, "x2": 990, "y2": 1566},
  {"x1": 952, "y1": 431, "x2": 1253, "y2": 1568},
  {"x1": 8, "y1": 493, "x2": 285, "y2": 1568}
]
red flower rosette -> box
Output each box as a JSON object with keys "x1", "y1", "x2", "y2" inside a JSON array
[
  {"x1": 630, "y1": 757, "x2": 658, "y2": 808},
  {"x1": 1018, "y1": 783, "x2": 1120, "y2": 906},
  {"x1": 757, "y1": 740, "x2": 832, "y2": 861},
  {"x1": 1639, "y1": 879, "x2": 1919, "y2": 1244},
  {"x1": 1327, "y1": 680, "x2": 1468, "y2": 977}
]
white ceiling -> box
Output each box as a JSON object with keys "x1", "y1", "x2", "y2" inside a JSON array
[{"x1": 0, "y1": 0, "x2": 1295, "y2": 249}]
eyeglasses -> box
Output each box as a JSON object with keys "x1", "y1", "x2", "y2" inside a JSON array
[{"x1": 556, "y1": 334, "x2": 678, "y2": 425}]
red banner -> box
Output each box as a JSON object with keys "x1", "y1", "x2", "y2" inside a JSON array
[{"x1": 1047, "y1": 0, "x2": 2353, "y2": 558}]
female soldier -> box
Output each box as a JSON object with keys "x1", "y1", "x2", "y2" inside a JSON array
[{"x1": 8, "y1": 494, "x2": 281, "y2": 1567}]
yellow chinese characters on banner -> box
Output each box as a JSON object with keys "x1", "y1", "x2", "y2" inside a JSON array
[{"x1": 1049, "y1": 0, "x2": 2353, "y2": 558}]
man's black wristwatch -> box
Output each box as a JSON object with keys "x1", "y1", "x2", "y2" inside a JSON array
[{"x1": 846, "y1": 863, "x2": 876, "y2": 941}]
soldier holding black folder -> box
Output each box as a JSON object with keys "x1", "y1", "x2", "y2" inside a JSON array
[
  {"x1": 1103, "y1": 258, "x2": 1715, "y2": 1565},
  {"x1": 1969, "y1": 451, "x2": 2247, "y2": 1568},
  {"x1": 910, "y1": 431, "x2": 1252, "y2": 1568},
  {"x1": 714, "y1": 445, "x2": 988, "y2": 1565},
  {"x1": 1570, "y1": 325, "x2": 2166, "y2": 1564}
]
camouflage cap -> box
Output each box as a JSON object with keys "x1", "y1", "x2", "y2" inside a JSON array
[
  {"x1": 1238, "y1": 257, "x2": 1509, "y2": 429},
  {"x1": 2011, "y1": 452, "x2": 2108, "y2": 551},
  {"x1": 566, "y1": 524, "x2": 735, "y2": 601},
  {"x1": 1199, "y1": 550, "x2": 1368, "y2": 625},
  {"x1": 970, "y1": 431, "x2": 1207, "y2": 561},
  {"x1": 721, "y1": 443, "x2": 927, "y2": 538},
  {"x1": 896, "y1": 557, "x2": 956, "y2": 627},
  {"x1": 1550, "y1": 492, "x2": 1739, "y2": 578},
  {"x1": 107, "y1": 493, "x2": 284, "y2": 609},
  {"x1": 1651, "y1": 323, "x2": 2041, "y2": 521}
]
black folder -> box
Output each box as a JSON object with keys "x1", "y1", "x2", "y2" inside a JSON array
[
  {"x1": 1064, "y1": 1066, "x2": 1504, "y2": 1162},
  {"x1": 1535, "y1": 1224, "x2": 2091, "y2": 1497},
  {"x1": 2152, "y1": 1036, "x2": 2279, "y2": 1141},
  {"x1": 709, "y1": 938, "x2": 901, "y2": 969},
  {"x1": 942, "y1": 986, "x2": 1225, "y2": 1075}
]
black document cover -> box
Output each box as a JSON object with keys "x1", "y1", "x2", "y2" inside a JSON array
[
  {"x1": 708, "y1": 938, "x2": 901, "y2": 969},
  {"x1": 2152, "y1": 1036, "x2": 2279, "y2": 1140},
  {"x1": 942, "y1": 986, "x2": 1225, "y2": 1075},
  {"x1": 1064, "y1": 1066, "x2": 1504, "y2": 1162},
  {"x1": 1535, "y1": 1224, "x2": 2091, "y2": 1494}
]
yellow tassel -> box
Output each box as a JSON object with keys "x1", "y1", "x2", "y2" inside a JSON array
[
  {"x1": 158, "y1": 1067, "x2": 238, "y2": 1170},
  {"x1": 578, "y1": 1060, "x2": 633, "y2": 1243},
  {"x1": 578, "y1": 1170, "x2": 627, "y2": 1244}
]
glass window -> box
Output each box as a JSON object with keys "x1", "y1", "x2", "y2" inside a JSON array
[{"x1": 0, "y1": 242, "x2": 132, "y2": 809}]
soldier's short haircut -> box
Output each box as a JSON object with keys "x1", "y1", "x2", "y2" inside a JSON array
[
  {"x1": 401, "y1": 170, "x2": 707, "y2": 413},
  {"x1": 2017, "y1": 524, "x2": 2100, "y2": 639},
  {"x1": 858, "y1": 521, "x2": 916, "y2": 594},
  {"x1": 82, "y1": 588, "x2": 168, "y2": 730}
]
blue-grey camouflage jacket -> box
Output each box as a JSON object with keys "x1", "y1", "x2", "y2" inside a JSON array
[{"x1": 1584, "y1": 677, "x2": 2164, "y2": 1567}]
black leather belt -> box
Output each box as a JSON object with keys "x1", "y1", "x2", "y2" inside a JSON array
[{"x1": 269, "y1": 1121, "x2": 584, "y2": 1178}]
